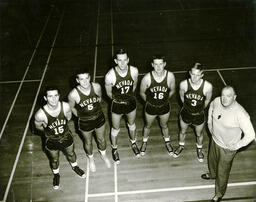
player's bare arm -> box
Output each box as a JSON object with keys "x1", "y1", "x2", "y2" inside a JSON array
[
  {"x1": 63, "y1": 102, "x2": 72, "y2": 121},
  {"x1": 93, "y1": 82, "x2": 102, "y2": 102},
  {"x1": 105, "y1": 69, "x2": 115, "y2": 99},
  {"x1": 140, "y1": 73, "x2": 150, "y2": 102},
  {"x1": 167, "y1": 71, "x2": 176, "y2": 99},
  {"x1": 131, "y1": 66, "x2": 139, "y2": 92},
  {"x1": 34, "y1": 110, "x2": 47, "y2": 131},
  {"x1": 204, "y1": 81, "x2": 213, "y2": 108},
  {"x1": 179, "y1": 80, "x2": 187, "y2": 103},
  {"x1": 68, "y1": 89, "x2": 79, "y2": 117}
]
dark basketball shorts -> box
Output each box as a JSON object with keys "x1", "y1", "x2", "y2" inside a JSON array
[
  {"x1": 78, "y1": 112, "x2": 105, "y2": 132},
  {"x1": 111, "y1": 97, "x2": 136, "y2": 115},
  {"x1": 145, "y1": 102, "x2": 170, "y2": 116},
  {"x1": 45, "y1": 133, "x2": 73, "y2": 151},
  {"x1": 180, "y1": 108, "x2": 205, "y2": 126}
]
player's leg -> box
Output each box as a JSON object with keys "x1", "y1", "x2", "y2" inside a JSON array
[
  {"x1": 140, "y1": 111, "x2": 156, "y2": 155},
  {"x1": 80, "y1": 129, "x2": 96, "y2": 172},
  {"x1": 159, "y1": 111, "x2": 173, "y2": 156},
  {"x1": 127, "y1": 108, "x2": 140, "y2": 157},
  {"x1": 45, "y1": 146, "x2": 60, "y2": 189},
  {"x1": 173, "y1": 115, "x2": 189, "y2": 158},
  {"x1": 65, "y1": 141, "x2": 86, "y2": 177},
  {"x1": 111, "y1": 112, "x2": 122, "y2": 163},
  {"x1": 95, "y1": 122, "x2": 111, "y2": 168},
  {"x1": 195, "y1": 121, "x2": 205, "y2": 162}
]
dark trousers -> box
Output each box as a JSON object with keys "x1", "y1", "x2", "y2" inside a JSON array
[{"x1": 208, "y1": 139, "x2": 237, "y2": 198}]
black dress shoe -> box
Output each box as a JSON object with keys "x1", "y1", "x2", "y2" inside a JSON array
[{"x1": 201, "y1": 173, "x2": 211, "y2": 180}]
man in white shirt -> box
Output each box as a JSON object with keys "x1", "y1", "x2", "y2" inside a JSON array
[{"x1": 201, "y1": 85, "x2": 255, "y2": 202}]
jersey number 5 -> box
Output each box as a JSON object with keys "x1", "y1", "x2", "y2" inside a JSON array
[{"x1": 88, "y1": 104, "x2": 93, "y2": 110}]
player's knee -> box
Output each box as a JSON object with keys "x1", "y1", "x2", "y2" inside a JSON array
[
  {"x1": 51, "y1": 158, "x2": 59, "y2": 165},
  {"x1": 127, "y1": 123, "x2": 136, "y2": 131},
  {"x1": 97, "y1": 136, "x2": 106, "y2": 146},
  {"x1": 160, "y1": 122, "x2": 168, "y2": 129},
  {"x1": 111, "y1": 127, "x2": 120, "y2": 137}
]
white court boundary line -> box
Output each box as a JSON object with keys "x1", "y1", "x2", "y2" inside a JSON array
[
  {"x1": 84, "y1": 1, "x2": 101, "y2": 202},
  {"x1": 101, "y1": 6, "x2": 249, "y2": 16},
  {"x1": 84, "y1": 158, "x2": 90, "y2": 202},
  {"x1": 110, "y1": 1, "x2": 119, "y2": 202},
  {"x1": 87, "y1": 181, "x2": 256, "y2": 198},
  {"x1": 0, "y1": 79, "x2": 41, "y2": 84},
  {"x1": 95, "y1": 66, "x2": 256, "y2": 79},
  {"x1": 92, "y1": 0, "x2": 100, "y2": 83},
  {"x1": 1, "y1": 8, "x2": 65, "y2": 202},
  {"x1": 0, "y1": 8, "x2": 54, "y2": 141},
  {"x1": 1, "y1": 66, "x2": 255, "y2": 83}
]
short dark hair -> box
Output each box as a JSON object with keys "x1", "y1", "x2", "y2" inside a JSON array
[
  {"x1": 192, "y1": 63, "x2": 203, "y2": 71},
  {"x1": 43, "y1": 86, "x2": 60, "y2": 96},
  {"x1": 75, "y1": 69, "x2": 90, "y2": 78},
  {"x1": 115, "y1": 48, "x2": 127, "y2": 58},
  {"x1": 152, "y1": 54, "x2": 165, "y2": 62}
]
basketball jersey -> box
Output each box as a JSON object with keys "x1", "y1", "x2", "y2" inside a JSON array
[
  {"x1": 75, "y1": 83, "x2": 102, "y2": 120},
  {"x1": 146, "y1": 71, "x2": 170, "y2": 106},
  {"x1": 112, "y1": 66, "x2": 134, "y2": 101},
  {"x1": 42, "y1": 102, "x2": 69, "y2": 141},
  {"x1": 183, "y1": 79, "x2": 205, "y2": 113}
]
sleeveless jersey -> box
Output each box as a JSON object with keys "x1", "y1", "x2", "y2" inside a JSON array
[
  {"x1": 112, "y1": 66, "x2": 134, "y2": 101},
  {"x1": 146, "y1": 71, "x2": 170, "y2": 106},
  {"x1": 75, "y1": 83, "x2": 102, "y2": 120},
  {"x1": 183, "y1": 79, "x2": 205, "y2": 114},
  {"x1": 42, "y1": 102, "x2": 69, "y2": 141}
]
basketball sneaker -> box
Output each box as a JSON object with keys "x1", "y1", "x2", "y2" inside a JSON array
[
  {"x1": 165, "y1": 141, "x2": 174, "y2": 156},
  {"x1": 131, "y1": 143, "x2": 140, "y2": 157},
  {"x1": 73, "y1": 166, "x2": 86, "y2": 178},
  {"x1": 140, "y1": 141, "x2": 147, "y2": 156},
  {"x1": 100, "y1": 153, "x2": 111, "y2": 168},
  {"x1": 53, "y1": 173, "x2": 60, "y2": 189},
  {"x1": 112, "y1": 148, "x2": 120, "y2": 164},
  {"x1": 88, "y1": 157, "x2": 96, "y2": 172},
  {"x1": 173, "y1": 145, "x2": 184, "y2": 158}
]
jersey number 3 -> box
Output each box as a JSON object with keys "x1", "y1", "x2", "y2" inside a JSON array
[{"x1": 191, "y1": 99, "x2": 197, "y2": 106}]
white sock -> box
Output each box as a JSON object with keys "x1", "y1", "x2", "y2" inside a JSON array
[
  {"x1": 70, "y1": 161, "x2": 78, "y2": 167},
  {"x1": 52, "y1": 167, "x2": 59, "y2": 174},
  {"x1": 130, "y1": 139, "x2": 136, "y2": 144},
  {"x1": 99, "y1": 150, "x2": 106, "y2": 156},
  {"x1": 143, "y1": 137, "x2": 149, "y2": 142}
]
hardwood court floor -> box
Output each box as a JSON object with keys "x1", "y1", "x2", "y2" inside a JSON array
[{"x1": 0, "y1": 0, "x2": 255, "y2": 202}]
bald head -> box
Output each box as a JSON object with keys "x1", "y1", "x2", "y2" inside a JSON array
[{"x1": 221, "y1": 85, "x2": 237, "y2": 107}]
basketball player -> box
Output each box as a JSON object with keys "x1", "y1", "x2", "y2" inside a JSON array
[
  {"x1": 68, "y1": 71, "x2": 111, "y2": 172},
  {"x1": 140, "y1": 55, "x2": 176, "y2": 156},
  {"x1": 105, "y1": 49, "x2": 140, "y2": 164},
  {"x1": 173, "y1": 63, "x2": 213, "y2": 162},
  {"x1": 34, "y1": 86, "x2": 85, "y2": 190}
]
